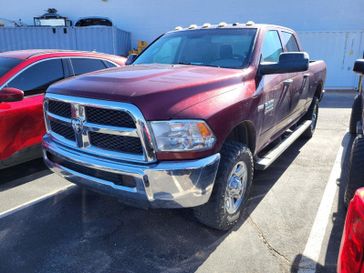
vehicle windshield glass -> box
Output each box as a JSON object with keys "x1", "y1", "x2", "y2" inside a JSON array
[
  {"x1": 0, "y1": 57, "x2": 22, "y2": 77},
  {"x1": 134, "y1": 28, "x2": 257, "y2": 69}
]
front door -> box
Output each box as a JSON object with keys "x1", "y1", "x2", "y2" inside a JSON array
[
  {"x1": 258, "y1": 30, "x2": 294, "y2": 147},
  {"x1": 0, "y1": 59, "x2": 65, "y2": 161},
  {"x1": 280, "y1": 31, "x2": 309, "y2": 121}
]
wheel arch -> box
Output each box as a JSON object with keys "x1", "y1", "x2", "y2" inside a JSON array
[
  {"x1": 315, "y1": 81, "x2": 324, "y2": 100},
  {"x1": 225, "y1": 121, "x2": 256, "y2": 154}
]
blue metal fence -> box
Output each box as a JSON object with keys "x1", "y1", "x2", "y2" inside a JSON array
[{"x1": 0, "y1": 26, "x2": 131, "y2": 56}]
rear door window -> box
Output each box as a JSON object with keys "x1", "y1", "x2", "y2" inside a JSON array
[
  {"x1": 71, "y1": 58, "x2": 107, "y2": 76},
  {"x1": 281, "y1": 32, "x2": 300, "y2": 52},
  {"x1": 261, "y1": 30, "x2": 283, "y2": 62},
  {"x1": 8, "y1": 59, "x2": 65, "y2": 96}
]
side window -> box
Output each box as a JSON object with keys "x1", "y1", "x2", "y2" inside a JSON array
[
  {"x1": 261, "y1": 31, "x2": 283, "y2": 62},
  {"x1": 71, "y1": 58, "x2": 107, "y2": 76},
  {"x1": 8, "y1": 59, "x2": 64, "y2": 95},
  {"x1": 104, "y1": 61, "x2": 117, "y2": 68},
  {"x1": 281, "y1": 32, "x2": 300, "y2": 52}
]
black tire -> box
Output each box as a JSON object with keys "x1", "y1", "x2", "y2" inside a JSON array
[
  {"x1": 344, "y1": 135, "x2": 364, "y2": 208},
  {"x1": 349, "y1": 94, "x2": 362, "y2": 135},
  {"x1": 193, "y1": 141, "x2": 254, "y2": 230},
  {"x1": 302, "y1": 97, "x2": 319, "y2": 139}
]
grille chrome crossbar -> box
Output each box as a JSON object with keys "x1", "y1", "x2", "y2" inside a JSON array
[
  {"x1": 47, "y1": 112, "x2": 139, "y2": 138},
  {"x1": 44, "y1": 93, "x2": 156, "y2": 163}
]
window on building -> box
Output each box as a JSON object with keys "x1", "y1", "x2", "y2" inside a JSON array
[
  {"x1": 71, "y1": 58, "x2": 107, "y2": 76},
  {"x1": 261, "y1": 30, "x2": 283, "y2": 62},
  {"x1": 8, "y1": 59, "x2": 64, "y2": 95},
  {"x1": 281, "y1": 32, "x2": 300, "y2": 52}
]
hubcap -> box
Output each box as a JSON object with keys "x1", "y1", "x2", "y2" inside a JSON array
[{"x1": 225, "y1": 161, "x2": 248, "y2": 214}]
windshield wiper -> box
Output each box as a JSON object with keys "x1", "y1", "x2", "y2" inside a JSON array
[{"x1": 176, "y1": 62, "x2": 220, "y2": 68}]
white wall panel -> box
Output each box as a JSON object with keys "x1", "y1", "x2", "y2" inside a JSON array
[{"x1": 298, "y1": 31, "x2": 364, "y2": 89}]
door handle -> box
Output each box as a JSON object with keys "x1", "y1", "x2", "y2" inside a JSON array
[{"x1": 283, "y1": 79, "x2": 293, "y2": 85}]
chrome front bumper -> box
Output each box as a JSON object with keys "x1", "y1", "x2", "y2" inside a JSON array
[{"x1": 42, "y1": 135, "x2": 220, "y2": 208}]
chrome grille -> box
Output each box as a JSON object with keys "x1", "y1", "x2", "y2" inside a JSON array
[
  {"x1": 89, "y1": 132, "x2": 143, "y2": 154},
  {"x1": 48, "y1": 100, "x2": 72, "y2": 118},
  {"x1": 85, "y1": 107, "x2": 136, "y2": 128},
  {"x1": 44, "y1": 94, "x2": 156, "y2": 163},
  {"x1": 50, "y1": 120, "x2": 75, "y2": 141}
]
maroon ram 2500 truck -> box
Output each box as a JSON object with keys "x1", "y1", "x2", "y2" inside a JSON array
[{"x1": 42, "y1": 22, "x2": 326, "y2": 230}]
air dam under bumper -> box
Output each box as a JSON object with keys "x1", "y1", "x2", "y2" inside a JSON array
[{"x1": 42, "y1": 135, "x2": 220, "y2": 208}]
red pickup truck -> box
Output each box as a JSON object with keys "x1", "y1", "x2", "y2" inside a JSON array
[
  {"x1": 0, "y1": 50, "x2": 126, "y2": 169},
  {"x1": 42, "y1": 22, "x2": 326, "y2": 230}
]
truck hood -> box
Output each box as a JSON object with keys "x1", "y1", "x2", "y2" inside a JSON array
[{"x1": 48, "y1": 64, "x2": 247, "y2": 120}]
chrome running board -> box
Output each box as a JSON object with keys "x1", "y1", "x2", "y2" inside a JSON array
[{"x1": 255, "y1": 120, "x2": 312, "y2": 170}]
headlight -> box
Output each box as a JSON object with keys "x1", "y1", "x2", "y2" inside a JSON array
[{"x1": 150, "y1": 120, "x2": 216, "y2": 152}]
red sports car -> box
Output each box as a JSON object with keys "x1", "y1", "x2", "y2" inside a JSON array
[
  {"x1": 338, "y1": 187, "x2": 364, "y2": 273},
  {"x1": 0, "y1": 50, "x2": 126, "y2": 169}
]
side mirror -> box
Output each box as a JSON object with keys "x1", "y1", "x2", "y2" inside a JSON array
[
  {"x1": 125, "y1": 54, "x2": 138, "y2": 65},
  {"x1": 0, "y1": 87, "x2": 24, "y2": 102},
  {"x1": 353, "y1": 59, "x2": 364, "y2": 74},
  {"x1": 260, "y1": 52, "x2": 309, "y2": 75}
]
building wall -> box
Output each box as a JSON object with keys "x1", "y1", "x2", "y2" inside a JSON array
[
  {"x1": 1, "y1": 0, "x2": 364, "y2": 88},
  {"x1": 1, "y1": 0, "x2": 363, "y2": 46}
]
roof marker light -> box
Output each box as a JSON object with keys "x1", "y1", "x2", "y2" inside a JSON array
[
  {"x1": 175, "y1": 26, "x2": 183, "y2": 31},
  {"x1": 245, "y1": 21, "x2": 255, "y2": 26},
  {"x1": 188, "y1": 24, "x2": 198, "y2": 29},
  {"x1": 232, "y1": 22, "x2": 240, "y2": 26},
  {"x1": 202, "y1": 23, "x2": 211, "y2": 28},
  {"x1": 218, "y1": 22, "x2": 227, "y2": 28}
]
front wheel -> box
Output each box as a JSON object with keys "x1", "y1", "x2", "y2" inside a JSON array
[{"x1": 193, "y1": 141, "x2": 254, "y2": 230}]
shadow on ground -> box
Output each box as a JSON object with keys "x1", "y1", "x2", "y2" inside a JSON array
[
  {"x1": 320, "y1": 91, "x2": 355, "y2": 109},
  {"x1": 291, "y1": 133, "x2": 354, "y2": 273},
  {"x1": 0, "y1": 138, "x2": 311, "y2": 273},
  {"x1": 318, "y1": 132, "x2": 354, "y2": 273},
  {"x1": 0, "y1": 158, "x2": 50, "y2": 191}
]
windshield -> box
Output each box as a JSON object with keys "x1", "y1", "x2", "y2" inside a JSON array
[
  {"x1": 134, "y1": 28, "x2": 257, "y2": 69},
  {"x1": 0, "y1": 57, "x2": 22, "y2": 77}
]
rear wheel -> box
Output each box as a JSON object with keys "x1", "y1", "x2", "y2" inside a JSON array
[
  {"x1": 349, "y1": 94, "x2": 362, "y2": 135},
  {"x1": 302, "y1": 97, "x2": 319, "y2": 139},
  {"x1": 193, "y1": 141, "x2": 254, "y2": 230},
  {"x1": 344, "y1": 135, "x2": 364, "y2": 207}
]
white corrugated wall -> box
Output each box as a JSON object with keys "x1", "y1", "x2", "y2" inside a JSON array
[
  {"x1": 0, "y1": 27, "x2": 131, "y2": 56},
  {"x1": 298, "y1": 31, "x2": 364, "y2": 89}
]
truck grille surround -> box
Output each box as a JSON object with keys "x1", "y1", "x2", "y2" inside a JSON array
[
  {"x1": 44, "y1": 94, "x2": 156, "y2": 163},
  {"x1": 42, "y1": 93, "x2": 221, "y2": 209}
]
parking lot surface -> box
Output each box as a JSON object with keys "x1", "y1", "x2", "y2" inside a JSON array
[{"x1": 0, "y1": 91, "x2": 355, "y2": 273}]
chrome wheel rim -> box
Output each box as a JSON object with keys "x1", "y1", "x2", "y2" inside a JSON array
[{"x1": 225, "y1": 161, "x2": 248, "y2": 215}]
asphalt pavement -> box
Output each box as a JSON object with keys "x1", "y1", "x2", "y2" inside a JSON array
[{"x1": 0, "y1": 91, "x2": 355, "y2": 273}]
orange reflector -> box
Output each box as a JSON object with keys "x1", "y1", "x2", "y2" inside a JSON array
[{"x1": 197, "y1": 122, "x2": 211, "y2": 138}]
